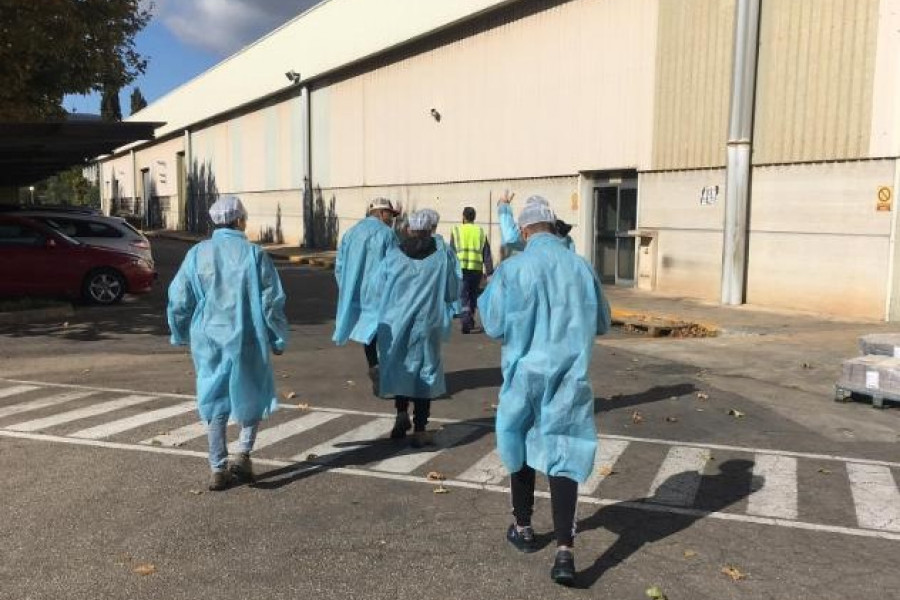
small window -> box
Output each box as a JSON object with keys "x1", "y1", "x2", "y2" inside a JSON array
[
  {"x1": 81, "y1": 221, "x2": 122, "y2": 238},
  {"x1": 0, "y1": 224, "x2": 44, "y2": 246}
]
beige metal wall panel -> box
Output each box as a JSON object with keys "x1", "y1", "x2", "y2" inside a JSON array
[
  {"x1": 652, "y1": 0, "x2": 734, "y2": 170},
  {"x1": 654, "y1": 230, "x2": 724, "y2": 299},
  {"x1": 747, "y1": 233, "x2": 887, "y2": 318},
  {"x1": 869, "y1": 0, "x2": 900, "y2": 157},
  {"x1": 240, "y1": 191, "x2": 304, "y2": 245},
  {"x1": 313, "y1": 0, "x2": 658, "y2": 189},
  {"x1": 127, "y1": 0, "x2": 525, "y2": 138},
  {"x1": 749, "y1": 161, "x2": 895, "y2": 236},
  {"x1": 102, "y1": 155, "x2": 136, "y2": 199},
  {"x1": 754, "y1": 0, "x2": 880, "y2": 163}
]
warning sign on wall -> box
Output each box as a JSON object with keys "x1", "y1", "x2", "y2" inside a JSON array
[{"x1": 877, "y1": 186, "x2": 893, "y2": 212}]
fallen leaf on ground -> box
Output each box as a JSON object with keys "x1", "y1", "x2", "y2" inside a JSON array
[
  {"x1": 598, "y1": 465, "x2": 616, "y2": 477},
  {"x1": 189, "y1": 490, "x2": 203, "y2": 496},
  {"x1": 283, "y1": 391, "x2": 297, "y2": 400},
  {"x1": 150, "y1": 440, "x2": 162, "y2": 446},
  {"x1": 296, "y1": 403, "x2": 310, "y2": 410},
  {"x1": 801, "y1": 362, "x2": 813, "y2": 369},
  {"x1": 305, "y1": 453, "x2": 318, "y2": 461},
  {"x1": 433, "y1": 484, "x2": 450, "y2": 494},
  {"x1": 631, "y1": 410, "x2": 644, "y2": 424},
  {"x1": 697, "y1": 392, "x2": 709, "y2": 400},
  {"x1": 645, "y1": 585, "x2": 668, "y2": 600},
  {"x1": 346, "y1": 380, "x2": 356, "y2": 387},
  {"x1": 721, "y1": 565, "x2": 746, "y2": 581},
  {"x1": 426, "y1": 471, "x2": 446, "y2": 481},
  {"x1": 817, "y1": 468, "x2": 832, "y2": 474},
  {"x1": 683, "y1": 549, "x2": 698, "y2": 558},
  {"x1": 696, "y1": 408, "x2": 705, "y2": 412},
  {"x1": 82, "y1": 369, "x2": 91, "y2": 374},
  {"x1": 632, "y1": 358, "x2": 640, "y2": 363},
  {"x1": 133, "y1": 563, "x2": 157, "y2": 576},
  {"x1": 665, "y1": 416, "x2": 679, "y2": 423},
  {"x1": 728, "y1": 409, "x2": 745, "y2": 418}
]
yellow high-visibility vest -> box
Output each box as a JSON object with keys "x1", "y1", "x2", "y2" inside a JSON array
[{"x1": 452, "y1": 223, "x2": 486, "y2": 271}]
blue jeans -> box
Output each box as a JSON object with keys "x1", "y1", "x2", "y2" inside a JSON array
[
  {"x1": 460, "y1": 270, "x2": 483, "y2": 331},
  {"x1": 206, "y1": 414, "x2": 259, "y2": 472}
]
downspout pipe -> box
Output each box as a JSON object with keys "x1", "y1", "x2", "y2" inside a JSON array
[
  {"x1": 300, "y1": 84, "x2": 313, "y2": 248},
  {"x1": 182, "y1": 128, "x2": 192, "y2": 231},
  {"x1": 721, "y1": 0, "x2": 761, "y2": 305}
]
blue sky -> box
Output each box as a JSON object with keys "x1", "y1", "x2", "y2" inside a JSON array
[{"x1": 65, "y1": 0, "x2": 324, "y2": 116}]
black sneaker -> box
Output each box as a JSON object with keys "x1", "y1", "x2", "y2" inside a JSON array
[
  {"x1": 506, "y1": 524, "x2": 538, "y2": 553},
  {"x1": 390, "y1": 411, "x2": 412, "y2": 439},
  {"x1": 208, "y1": 470, "x2": 234, "y2": 492},
  {"x1": 550, "y1": 549, "x2": 576, "y2": 586},
  {"x1": 229, "y1": 452, "x2": 253, "y2": 483}
]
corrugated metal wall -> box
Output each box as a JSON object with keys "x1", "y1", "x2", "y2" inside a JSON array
[
  {"x1": 754, "y1": 0, "x2": 880, "y2": 163},
  {"x1": 652, "y1": 0, "x2": 735, "y2": 170}
]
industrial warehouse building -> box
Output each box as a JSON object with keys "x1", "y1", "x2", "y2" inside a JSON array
[{"x1": 99, "y1": 0, "x2": 900, "y2": 320}]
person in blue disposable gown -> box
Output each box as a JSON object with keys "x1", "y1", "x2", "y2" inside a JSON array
[
  {"x1": 478, "y1": 199, "x2": 610, "y2": 586},
  {"x1": 361, "y1": 210, "x2": 461, "y2": 448},
  {"x1": 421, "y1": 208, "x2": 463, "y2": 320},
  {"x1": 333, "y1": 197, "x2": 400, "y2": 393},
  {"x1": 498, "y1": 192, "x2": 576, "y2": 256},
  {"x1": 168, "y1": 195, "x2": 288, "y2": 491}
]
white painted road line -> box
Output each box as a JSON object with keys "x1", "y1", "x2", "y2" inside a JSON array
[
  {"x1": 6, "y1": 395, "x2": 158, "y2": 432},
  {"x1": 140, "y1": 421, "x2": 208, "y2": 447},
  {"x1": 847, "y1": 463, "x2": 900, "y2": 532},
  {"x1": 70, "y1": 401, "x2": 196, "y2": 440},
  {"x1": 371, "y1": 424, "x2": 481, "y2": 474},
  {"x1": 228, "y1": 412, "x2": 343, "y2": 453},
  {"x1": 0, "y1": 385, "x2": 40, "y2": 399},
  {"x1": 0, "y1": 390, "x2": 97, "y2": 420},
  {"x1": 292, "y1": 417, "x2": 395, "y2": 463},
  {"x1": 582, "y1": 439, "x2": 630, "y2": 494},
  {"x1": 649, "y1": 446, "x2": 710, "y2": 506},
  {"x1": 747, "y1": 454, "x2": 798, "y2": 520},
  {"x1": 457, "y1": 449, "x2": 508, "y2": 485},
  {"x1": 5, "y1": 429, "x2": 900, "y2": 543}
]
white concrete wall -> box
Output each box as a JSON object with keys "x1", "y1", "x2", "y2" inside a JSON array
[
  {"x1": 746, "y1": 160, "x2": 895, "y2": 318},
  {"x1": 638, "y1": 169, "x2": 727, "y2": 300}
]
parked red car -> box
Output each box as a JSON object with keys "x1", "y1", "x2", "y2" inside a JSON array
[{"x1": 0, "y1": 215, "x2": 156, "y2": 305}]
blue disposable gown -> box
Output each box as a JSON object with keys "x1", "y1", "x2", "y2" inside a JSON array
[
  {"x1": 363, "y1": 244, "x2": 461, "y2": 398},
  {"x1": 435, "y1": 234, "x2": 463, "y2": 322},
  {"x1": 333, "y1": 216, "x2": 399, "y2": 345},
  {"x1": 168, "y1": 229, "x2": 289, "y2": 423},
  {"x1": 499, "y1": 203, "x2": 576, "y2": 254},
  {"x1": 478, "y1": 233, "x2": 611, "y2": 483}
]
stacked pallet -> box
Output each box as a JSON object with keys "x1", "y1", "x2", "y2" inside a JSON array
[{"x1": 836, "y1": 334, "x2": 900, "y2": 408}]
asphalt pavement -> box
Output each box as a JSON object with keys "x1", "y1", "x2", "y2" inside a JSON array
[{"x1": 1, "y1": 238, "x2": 899, "y2": 600}]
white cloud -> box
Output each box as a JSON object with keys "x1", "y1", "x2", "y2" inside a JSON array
[{"x1": 153, "y1": 0, "x2": 325, "y2": 56}]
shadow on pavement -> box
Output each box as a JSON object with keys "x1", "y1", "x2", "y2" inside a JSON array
[
  {"x1": 251, "y1": 418, "x2": 495, "y2": 490},
  {"x1": 594, "y1": 383, "x2": 697, "y2": 414},
  {"x1": 445, "y1": 367, "x2": 503, "y2": 395},
  {"x1": 574, "y1": 459, "x2": 759, "y2": 589}
]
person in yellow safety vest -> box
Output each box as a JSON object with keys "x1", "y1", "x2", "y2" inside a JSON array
[{"x1": 450, "y1": 206, "x2": 494, "y2": 334}]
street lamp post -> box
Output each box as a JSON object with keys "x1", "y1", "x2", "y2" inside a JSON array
[{"x1": 28, "y1": 186, "x2": 34, "y2": 205}]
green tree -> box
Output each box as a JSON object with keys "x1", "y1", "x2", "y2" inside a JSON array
[
  {"x1": 129, "y1": 87, "x2": 148, "y2": 115},
  {"x1": 22, "y1": 167, "x2": 100, "y2": 208},
  {"x1": 101, "y1": 85, "x2": 122, "y2": 122},
  {"x1": 0, "y1": 0, "x2": 152, "y2": 121}
]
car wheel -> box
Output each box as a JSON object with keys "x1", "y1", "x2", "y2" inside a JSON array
[{"x1": 83, "y1": 268, "x2": 126, "y2": 305}]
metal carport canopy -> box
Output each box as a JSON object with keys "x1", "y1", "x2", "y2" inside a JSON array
[{"x1": 0, "y1": 121, "x2": 163, "y2": 186}]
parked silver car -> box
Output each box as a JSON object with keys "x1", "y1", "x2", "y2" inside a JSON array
[{"x1": 16, "y1": 211, "x2": 154, "y2": 263}]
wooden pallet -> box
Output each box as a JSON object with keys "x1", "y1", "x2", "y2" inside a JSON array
[
  {"x1": 612, "y1": 317, "x2": 713, "y2": 338},
  {"x1": 834, "y1": 383, "x2": 899, "y2": 409}
]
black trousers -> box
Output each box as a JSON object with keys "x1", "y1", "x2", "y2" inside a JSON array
[
  {"x1": 394, "y1": 396, "x2": 431, "y2": 431},
  {"x1": 364, "y1": 337, "x2": 378, "y2": 368},
  {"x1": 460, "y1": 270, "x2": 482, "y2": 331},
  {"x1": 510, "y1": 464, "x2": 578, "y2": 547}
]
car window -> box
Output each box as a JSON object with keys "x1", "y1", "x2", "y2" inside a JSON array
[
  {"x1": 42, "y1": 217, "x2": 122, "y2": 238},
  {"x1": 41, "y1": 217, "x2": 78, "y2": 238},
  {"x1": 0, "y1": 223, "x2": 44, "y2": 246}
]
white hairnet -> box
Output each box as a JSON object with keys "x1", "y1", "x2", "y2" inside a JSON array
[
  {"x1": 407, "y1": 210, "x2": 431, "y2": 231},
  {"x1": 209, "y1": 195, "x2": 247, "y2": 225},
  {"x1": 420, "y1": 208, "x2": 440, "y2": 229},
  {"x1": 517, "y1": 202, "x2": 557, "y2": 229},
  {"x1": 524, "y1": 195, "x2": 550, "y2": 207}
]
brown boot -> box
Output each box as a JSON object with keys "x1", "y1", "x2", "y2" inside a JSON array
[
  {"x1": 208, "y1": 470, "x2": 234, "y2": 491},
  {"x1": 229, "y1": 452, "x2": 253, "y2": 483}
]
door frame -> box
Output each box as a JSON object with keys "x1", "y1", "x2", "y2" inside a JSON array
[{"x1": 579, "y1": 170, "x2": 639, "y2": 286}]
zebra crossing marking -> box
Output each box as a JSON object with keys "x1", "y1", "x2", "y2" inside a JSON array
[
  {"x1": 748, "y1": 454, "x2": 798, "y2": 520},
  {"x1": 0, "y1": 385, "x2": 40, "y2": 399},
  {"x1": 71, "y1": 401, "x2": 196, "y2": 440},
  {"x1": 0, "y1": 390, "x2": 97, "y2": 420},
  {"x1": 649, "y1": 446, "x2": 709, "y2": 506},
  {"x1": 7, "y1": 395, "x2": 158, "y2": 432},
  {"x1": 141, "y1": 421, "x2": 207, "y2": 447},
  {"x1": 371, "y1": 423, "x2": 481, "y2": 474},
  {"x1": 457, "y1": 450, "x2": 507, "y2": 484},
  {"x1": 846, "y1": 463, "x2": 900, "y2": 532},
  {"x1": 292, "y1": 417, "x2": 395, "y2": 464},
  {"x1": 582, "y1": 439, "x2": 630, "y2": 494},
  {"x1": 228, "y1": 412, "x2": 342, "y2": 453}
]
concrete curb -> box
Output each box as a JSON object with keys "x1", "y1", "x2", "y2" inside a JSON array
[{"x1": 0, "y1": 305, "x2": 74, "y2": 326}]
